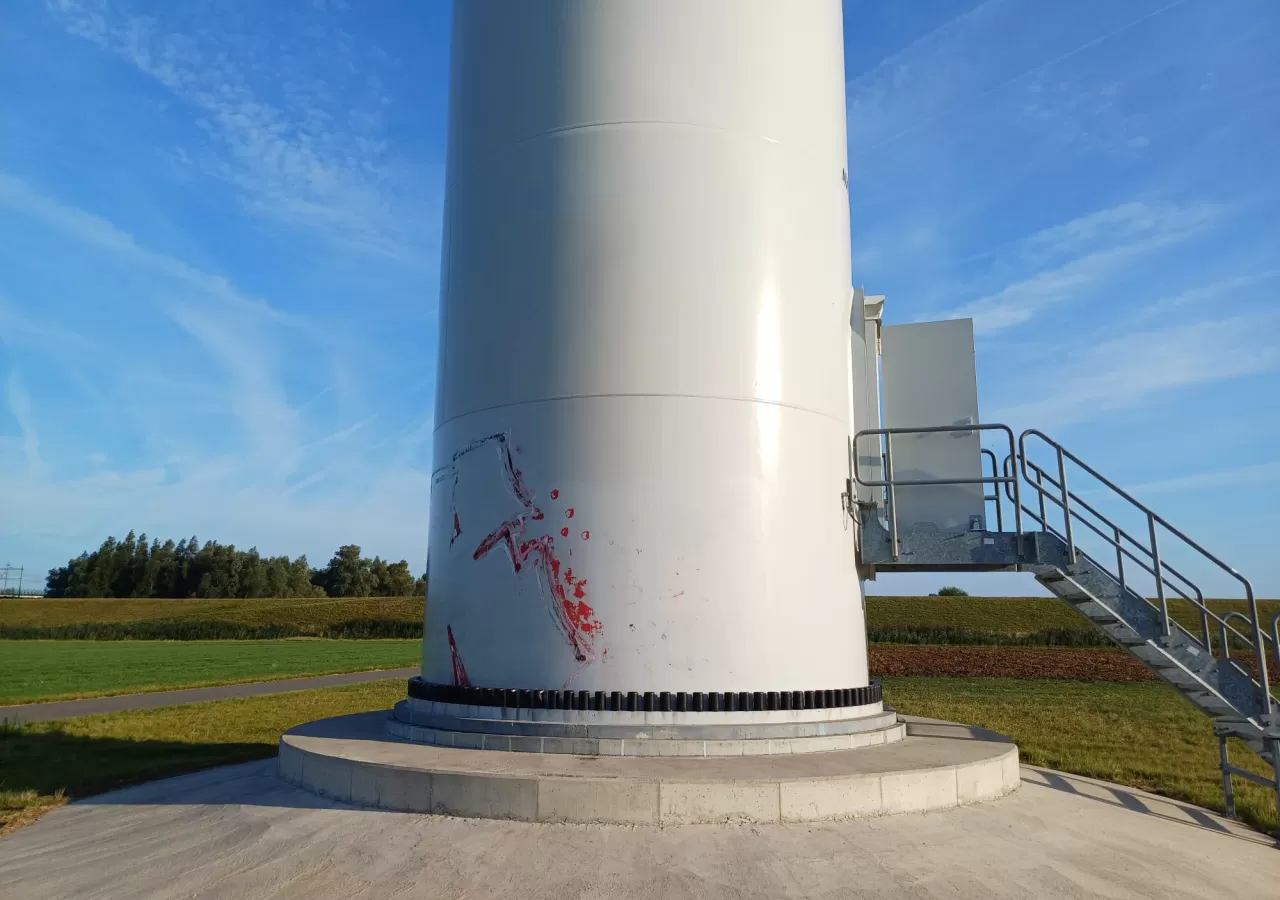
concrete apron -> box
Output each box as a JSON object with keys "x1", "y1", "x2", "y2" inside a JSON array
[{"x1": 278, "y1": 711, "x2": 1020, "y2": 825}]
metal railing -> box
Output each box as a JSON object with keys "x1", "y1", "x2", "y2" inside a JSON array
[
  {"x1": 852, "y1": 424, "x2": 1022, "y2": 562},
  {"x1": 1012, "y1": 430, "x2": 1274, "y2": 719}
]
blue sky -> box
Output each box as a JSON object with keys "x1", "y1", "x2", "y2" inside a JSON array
[{"x1": 2, "y1": 0, "x2": 1278, "y2": 598}]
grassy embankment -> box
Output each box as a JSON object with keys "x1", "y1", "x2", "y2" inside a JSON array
[
  {"x1": 4, "y1": 594, "x2": 1277, "y2": 645},
  {"x1": 2, "y1": 676, "x2": 1275, "y2": 836}
]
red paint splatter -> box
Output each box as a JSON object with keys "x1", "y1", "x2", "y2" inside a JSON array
[
  {"x1": 472, "y1": 520, "x2": 602, "y2": 662},
  {"x1": 560, "y1": 527, "x2": 569, "y2": 537},
  {"x1": 565, "y1": 508, "x2": 575, "y2": 519},
  {"x1": 447, "y1": 625, "x2": 471, "y2": 687},
  {"x1": 451, "y1": 511, "x2": 462, "y2": 545},
  {"x1": 473, "y1": 517, "x2": 528, "y2": 570},
  {"x1": 581, "y1": 530, "x2": 590, "y2": 540},
  {"x1": 531, "y1": 508, "x2": 544, "y2": 520},
  {"x1": 550, "y1": 489, "x2": 559, "y2": 499}
]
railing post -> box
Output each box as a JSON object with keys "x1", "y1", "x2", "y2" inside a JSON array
[
  {"x1": 1245, "y1": 585, "x2": 1271, "y2": 717},
  {"x1": 1035, "y1": 470, "x2": 1047, "y2": 528},
  {"x1": 1272, "y1": 613, "x2": 1280, "y2": 676},
  {"x1": 1273, "y1": 738, "x2": 1280, "y2": 822},
  {"x1": 1220, "y1": 620, "x2": 1231, "y2": 661},
  {"x1": 884, "y1": 433, "x2": 899, "y2": 562},
  {"x1": 1219, "y1": 734, "x2": 1236, "y2": 820},
  {"x1": 1197, "y1": 592, "x2": 1211, "y2": 654},
  {"x1": 1113, "y1": 526, "x2": 1125, "y2": 594},
  {"x1": 1056, "y1": 449, "x2": 1075, "y2": 566},
  {"x1": 1149, "y1": 514, "x2": 1169, "y2": 637}
]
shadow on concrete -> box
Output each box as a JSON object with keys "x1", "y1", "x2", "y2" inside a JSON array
[
  {"x1": 900, "y1": 715, "x2": 1014, "y2": 745},
  {"x1": 0, "y1": 725, "x2": 313, "y2": 809},
  {"x1": 1022, "y1": 766, "x2": 1276, "y2": 847},
  {"x1": 71, "y1": 759, "x2": 384, "y2": 814}
]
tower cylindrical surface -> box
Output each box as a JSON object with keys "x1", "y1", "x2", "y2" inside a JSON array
[{"x1": 425, "y1": 0, "x2": 866, "y2": 700}]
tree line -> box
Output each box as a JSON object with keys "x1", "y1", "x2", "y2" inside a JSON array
[{"x1": 44, "y1": 532, "x2": 425, "y2": 599}]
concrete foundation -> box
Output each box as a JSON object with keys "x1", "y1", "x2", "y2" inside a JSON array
[
  {"x1": 277, "y1": 711, "x2": 1018, "y2": 824},
  {"x1": 4, "y1": 758, "x2": 1274, "y2": 900}
]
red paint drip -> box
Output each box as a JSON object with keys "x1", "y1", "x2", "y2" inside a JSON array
[
  {"x1": 565, "y1": 508, "x2": 575, "y2": 519},
  {"x1": 473, "y1": 524, "x2": 602, "y2": 663},
  {"x1": 447, "y1": 625, "x2": 471, "y2": 687},
  {"x1": 550, "y1": 489, "x2": 559, "y2": 500},
  {"x1": 560, "y1": 527, "x2": 569, "y2": 537},
  {"x1": 581, "y1": 530, "x2": 590, "y2": 540}
]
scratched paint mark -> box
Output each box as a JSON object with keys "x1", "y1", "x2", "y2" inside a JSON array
[
  {"x1": 560, "y1": 527, "x2": 569, "y2": 537},
  {"x1": 581, "y1": 530, "x2": 590, "y2": 540},
  {"x1": 432, "y1": 432, "x2": 535, "y2": 550},
  {"x1": 447, "y1": 625, "x2": 471, "y2": 687},
  {"x1": 565, "y1": 508, "x2": 575, "y2": 519},
  {"x1": 473, "y1": 518, "x2": 602, "y2": 662}
]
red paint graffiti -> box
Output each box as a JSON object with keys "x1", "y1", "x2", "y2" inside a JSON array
[
  {"x1": 565, "y1": 508, "x2": 575, "y2": 519},
  {"x1": 581, "y1": 530, "x2": 590, "y2": 540},
  {"x1": 473, "y1": 517, "x2": 601, "y2": 663},
  {"x1": 447, "y1": 625, "x2": 471, "y2": 687},
  {"x1": 447, "y1": 436, "x2": 603, "y2": 667}
]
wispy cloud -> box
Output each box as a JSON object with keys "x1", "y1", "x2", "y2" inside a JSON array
[
  {"x1": 46, "y1": 0, "x2": 434, "y2": 260},
  {"x1": 930, "y1": 200, "x2": 1223, "y2": 333},
  {"x1": 166, "y1": 302, "x2": 302, "y2": 479},
  {"x1": 0, "y1": 171, "x2": 302, "y2": 330},
  {"x1": 991, "y1": 313, "x2": 1280, "y2": 428},
  {"x1": 4, "y1": 370, "x2": 48, "y2": 480},
  {"x1": 1129, "y1": 460, "x2": 1280, "y2": 496}
]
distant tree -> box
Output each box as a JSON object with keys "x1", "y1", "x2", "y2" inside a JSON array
[
  {"x1": 314, "y1": 544, "x2": 377, "y2": 597},
  {"x1": 933, "y1": 586, "x2": 969, "y2": 597},
  {"x1": 377, "y1": 559, "x2": 418, "y2": 597},
  {"x1": 44, "y1": 533, "x2": 413, "y2": 598}
]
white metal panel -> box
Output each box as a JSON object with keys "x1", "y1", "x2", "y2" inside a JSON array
[
  {"x1": 880, "y1": 320, "x2": 984, "y2": 533},
  {"x1": 427, "y1": 0, "x2": 866, "y2": 699},
  {"x1": 849, "y1": 290, "x2": 884, "y2": 505}
]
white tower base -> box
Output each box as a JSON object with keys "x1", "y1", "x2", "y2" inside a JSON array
[{"x1": 279, "y1": 712, "x2": 1019, "y2": 824}]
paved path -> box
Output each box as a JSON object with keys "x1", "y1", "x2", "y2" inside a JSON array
[
  {"x1": 0, "y1": 760, "x2": 1275, "y2": 898},
  {"x1": 0, "y1": 668, "x2": 418, "y2": 724}
]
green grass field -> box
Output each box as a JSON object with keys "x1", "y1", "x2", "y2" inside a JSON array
[
  {"x1": 0, "y1": 678, "x2": 406, "y2": 833},
  {"x1": 2, "y1": 676, "x2": 1274, "y2": 836},
  {"x1": 0, "y1": 640, "x2": 420, "y2": 704}
]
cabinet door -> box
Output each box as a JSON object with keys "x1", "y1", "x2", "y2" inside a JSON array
[{"x1": 880, "y1": 319, "x2": 984, "y2": 532}]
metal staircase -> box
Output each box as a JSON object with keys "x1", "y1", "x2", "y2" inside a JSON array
[{"x1": 851, "y1": 424, "x2": 1280, "y2": 820}]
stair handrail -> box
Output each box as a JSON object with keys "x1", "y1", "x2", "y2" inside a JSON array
[
  {"x1": 1009, "y1": 454, "x2": 1212, "y2": 648},
  {"x1": 852, "y1": 424, "x2": 1022, "y2": 562},
  {"x1": 1018, "y1": 429, "x2": 1272, "y2": 718}
]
